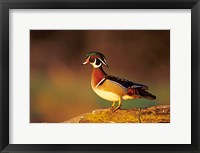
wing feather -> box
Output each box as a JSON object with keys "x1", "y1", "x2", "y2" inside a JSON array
[{"x1": 105, "y1": 75, "x2": 148, "y2": 89}]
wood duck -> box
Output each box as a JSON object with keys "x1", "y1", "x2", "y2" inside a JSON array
[{"x1": 82, "y1": 52, "x2": 156, "y2": 112}]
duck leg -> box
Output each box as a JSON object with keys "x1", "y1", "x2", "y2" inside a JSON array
[
  {"x1": 113, "y1": 97, "x2": 122, "y2": 112},
  {"x1": 110, "y1": 101, "x2": 116, "y2": 109}
]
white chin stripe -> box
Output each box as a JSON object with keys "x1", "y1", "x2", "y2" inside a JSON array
[
  {"x1": 91, "y1": 58, "x2": 101, "y2": 68},
  {"x1": 91, "y1": 63, "x2": 101, "y2": 68}
]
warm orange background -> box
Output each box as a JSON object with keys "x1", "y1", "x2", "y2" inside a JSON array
[{"x1": 30, "y1": 30, "x2": 170, "y2": 123}]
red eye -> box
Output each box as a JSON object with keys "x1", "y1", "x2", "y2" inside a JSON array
[
  {"x1": 89, "y1": 55, "x2": 99, "y2": 62},
  {"x1": 89, "y1": 57, "x2": 95, "y2": 63}
]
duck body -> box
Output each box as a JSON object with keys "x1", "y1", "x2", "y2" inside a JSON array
[
  {"x1": 91, "y1": 67, "x2": 155, "y2": 102},
  {"x1": 91, "y1": 67, "x2": 126, "y2": 102},
  {"x1": 82, "y1": 52, "x2": 156, "y2": 111}
]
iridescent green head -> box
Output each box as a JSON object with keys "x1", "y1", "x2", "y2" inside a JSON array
[{"x1": 82, "y1": 52, "x2": 108, "y2": 68}]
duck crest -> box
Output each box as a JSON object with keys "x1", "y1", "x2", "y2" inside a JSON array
[{"x1": 91, "y1": 67, "x2": 107, "y2": 87}]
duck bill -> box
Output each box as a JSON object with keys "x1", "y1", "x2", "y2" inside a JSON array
[{"x1": 81, "y1": 60, "x2": 89, "y2": 66}]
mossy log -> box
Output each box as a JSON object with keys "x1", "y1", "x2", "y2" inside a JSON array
[{"x1": 64, "y1": 105, "x2": 170, "y2": 123}]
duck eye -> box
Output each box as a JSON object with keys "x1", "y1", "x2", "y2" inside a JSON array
[{"x1": 89, "y1": 58, "x2": 95, "y2": 63}]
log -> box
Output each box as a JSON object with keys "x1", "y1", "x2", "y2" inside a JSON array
[{"x1": 64, "y1": 105, "x2": 170, "y2": 123}]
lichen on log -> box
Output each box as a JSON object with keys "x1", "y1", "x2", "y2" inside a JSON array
[{"x1": 64, "y1": 105, "x2": 170, "y2": 123}]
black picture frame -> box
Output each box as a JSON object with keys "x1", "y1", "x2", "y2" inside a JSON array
[{"x1": 0, "y1": 0, "x2": 199, "y2": 153}]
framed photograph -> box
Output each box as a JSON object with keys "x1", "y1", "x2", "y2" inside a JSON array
[{"x1": 0, "y1": 0, "x2": 199, "y2": 153}]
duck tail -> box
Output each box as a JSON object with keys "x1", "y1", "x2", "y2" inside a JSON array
[
  {"x1": 139, "y1": 89, "x2": 156, "y2": 100},
  {"x1": 127, "y1": 87, "x2": 156, "y2": 100}
]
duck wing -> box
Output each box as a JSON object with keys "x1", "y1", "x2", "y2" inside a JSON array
[{"x1": 105, "y1": 75, "x2": 148, "y2": 90}]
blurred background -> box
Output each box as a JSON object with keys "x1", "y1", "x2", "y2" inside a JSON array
[{"x1": 30, "y1": 30, "x2": 170, "y2": 123}]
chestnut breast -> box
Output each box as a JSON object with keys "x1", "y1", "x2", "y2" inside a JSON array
[{"x1": 91, "y1": 68, "x2": 106, "y2": 87}]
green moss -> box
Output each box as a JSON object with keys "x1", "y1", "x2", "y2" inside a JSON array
[
  {"x1": 74, "y1": 105, "x2": 170, "y2": 123},
  {"x1": 64, "y1": 105, "x2": 170, "y2": 123}
]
